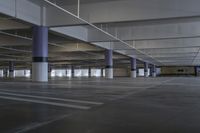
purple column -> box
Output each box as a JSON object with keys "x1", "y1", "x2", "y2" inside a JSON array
[
  {"x1": 105, "y1": 49, "x2": 113, "y2": 79},
  {"x1": 88, "y1": 67, "x2": 91, "y2": 77},
  {"x1": 105, "y1": 50, "x2": 113, "y2": 68},
  {"x1": 130, "y1": 58, "x2": 137, "y2": 78},
  {"x1": 48, "y1": 64, "x2": 52, "y2": 73},
  {"x1": 9, "y1": 61, "x2": 14, "y2": 78},
  {"x1": 3, "y1": 68, "x2": 8, "y2": 78},
  {"x1": 9, "y1": 61, "x2": 14, "y2": 72},
  {"x1": 32, "y1": 26, "x2": 48, "y2": 82},
  {"x1": 33, "y1": 26, "x2": 48, "y2": 60},
  {"x1": 101, "y1": 68, "x2": 104, "y2": 77},
  {"x1": 71, "y1": 66, "x2": 74, "y2": 78},
  {"x1": 66, "y1": 66, "x2": 68, "y2": 76},
  {"x1": 144, "y1": 62, "x2": 149, "y2": 77},
  {"x1": 152, "y1": 64, "x2": 157, "y2": 77},
  {"x1": 48, "y1": 64, "x2": 52, "y2": 78}
]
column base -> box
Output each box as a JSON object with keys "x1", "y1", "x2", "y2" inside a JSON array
[
  {"x1": 105, "y1": 68, "x2": 113, "y2": 79},
  {"x1": 9, "y1": 72, "x2": 14, "y2": 78},
  {"x1": 152, "y1": 72, "x2": 156, "y2": 77},
  {"x1": 101, "y1": 69, "x2": 104, "y2": 77},
  {"x1": 144, "y1": 72, "x2": 149, "y2": 77},
  {"x1": 131, "y1": 70, "x2": 137, "y2": 78},
  {"x1": 71, "y1": 73, "x2": 75, "y2": 78},
  {"x1": 48, "y1": 73, "x2": 51, "y2": 79},
  {"x1": 32, "y1": 62, "x2": 48, "y2": 82}
]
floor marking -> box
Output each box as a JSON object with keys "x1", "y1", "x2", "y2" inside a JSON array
[
  {"x1": 0, "y1": 91, "x2": 103, "y2": 105},
  {"x1": 15, "y1": 114, "x2": 72, "y2": 133},
  {"x1": 110, "y1": 78, "x2": 176, "y2": 101},
  {"x1": 0, "y1": 80, "x2": 174, "y2": 88},
  {"x1": 0, "y1": 95, "x2": 90, "y2": 110},
  {"x1": 0, "y1": 81, "x2": 151, "y2": 89}
]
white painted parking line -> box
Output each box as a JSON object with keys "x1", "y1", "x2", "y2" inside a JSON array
[
  {"x1": 0, "y1": 81, "x2": 164, "y2": 89},
  {"x1": 0, "y1": 82, "x2": 153, "y2": 89},
  {"x1": 0, "y1": 95, "x2": 91, "y2": 110},
  {"x1": 15, "y1": 114, "x2": 73, "y2": 133},
  {"x1": 110, "y1": 78, "x2": 176, "y2": 101},
  {"x1": 0, "y1": 91, "x2": 103, "y2": 105}
]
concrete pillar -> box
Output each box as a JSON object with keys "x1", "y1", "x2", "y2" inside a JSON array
[
  {"x1": 71, "y1": 66, "x2": 74, "y2": 78},
  {"x1": 105, "y1": 49, "x2": 113, "y2": 79},
  {"x1": 144, "y1": 62, "x2": 149, "y2": 77},
  {"x1": 24, "y1": 70, "x2": 26, "y2": 76},
  {"x1": 48, "y1": 64, "x2": 52, "y2": 78},
  {"x1": 3, "y1": 68, "x2": 7, "y2": 78},
  {"x1": 101, "y1": 68, "x2": 104, "y2": 77},
  {"x1": 32, "y1": 26, "x2": 48, "y2": 82},
  {"x1": 9, "y1": 61, "x2": 14, "y2": 78},
  {"x1": 130, "y1": 58, "x2": 137, "y2": 78},
  {"x1": 88, "y1": 67, "x2": 91, "y2": 77},
  {"x1": 66, "y1": 68, "x2": 68, "y2": 77},
  {"x1": 137, "y1": 68, "x2": 139, "y2": 77},
  {"x1": 30, "y1": 68, "x2": 32, "y2": 77},
  {"x1": 152, "y1": 65, "x2": 157, "y2": 77}
]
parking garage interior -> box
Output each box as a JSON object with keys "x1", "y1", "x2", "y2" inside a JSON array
[{"x1": 0, "y1": 0, "x2": 200, "y2": 133}]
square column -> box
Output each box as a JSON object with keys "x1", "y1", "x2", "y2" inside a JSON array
[
  {"x1": 144, "y1": 62, "x2": 149, "y2": 77},
  {"x1": 32, "y1": 26, "x2": 48, "y2": 82},
  {"x1": 130, "y1": 58, "x2": 137, "y2": 78},
  {"x1": 105, "y1": 49, "x2": 113, "y2": 79}
]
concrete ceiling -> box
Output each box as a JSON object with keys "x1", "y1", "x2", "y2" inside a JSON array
[
  {"x1": 48, "y1": 0, "x2": 121, "y2": 5},
  {"x1": 0, "y1": 0, "x2": 200, "y2": 67},
  {"x1": 0, "y1": 13, "x2": 129, "y2": 68}
]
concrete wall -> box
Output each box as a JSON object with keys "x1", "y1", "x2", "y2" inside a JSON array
[{"x1": 161, "y1": 66, "x2": 195, "y2": 76}]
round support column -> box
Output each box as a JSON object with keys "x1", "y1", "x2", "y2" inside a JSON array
[
  {"x1": 48, "y1": 64, "x2": 52, "y2": 78},
  {"x1": 105, "y1": 49, "x2": 113, "y2": 79},
  {"x1": 130, "y1": 58, "x2": 137, "y2": 78},
  {"x1": 71, "y1": 66, "x2": 74, "y2": 78},
  {"x1": 137, "y1": 68, "x2": 139, "y2": 77},
  {"x1": 88, "y1": 67, "x2": 91, "y2": 77},
  {"x1": 101, "y1": 68, "x2": 104, "y2": 77},
  {"x1": 66, "y1": 68, "x2": 68, "y2": 77},
  {"x1": 3, "y1": 68, "x2": 8, "y2": 78},
  {"x1": 152, "y1": 65, "x2": 157, "y2": 77},
  {"x1": 9, "y1": 61, "x2": 14, "y2": 78},
  {"x1": 144, "y1": 62, "x2": 149, "y2": 77},
  {"x1": 32, "y1": 26, "x2": 48, "y2": 82}
]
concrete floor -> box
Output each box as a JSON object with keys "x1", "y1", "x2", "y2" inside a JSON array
[{"x1": 0, "y1": 77, "x2": 200, "y2": 133}]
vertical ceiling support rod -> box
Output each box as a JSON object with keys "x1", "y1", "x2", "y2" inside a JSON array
[
  {"x1": 15, "y1": 0, "x2": 17, "y2": 17},
  {"x1": 77, "y1": 0, "x2": 80, "y2": 18}
]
